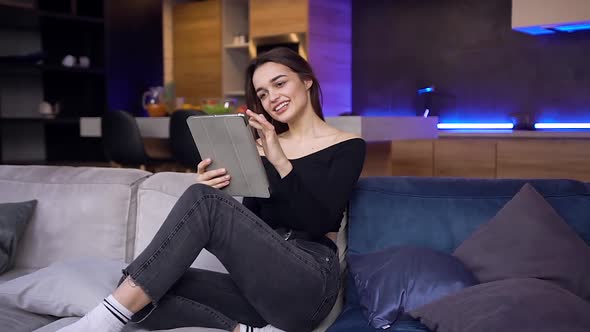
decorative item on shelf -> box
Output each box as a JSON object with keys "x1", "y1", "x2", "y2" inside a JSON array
[
  {"x1": 61, "y1": 55, "x2": 92, "y2": 68},
  {"x1": 38, "y1": 101, "x2": 60, "y2": 119},
  {"x1": 78, "y1": 56, "x2": 90, "y2": 68},
  {"x1": 232, "y1": 33, "x2": 248, "y2": 45},
  {"x1": 201, "y1": 98, "x2": 236, "y2": 115},
  {"x1": 61, "y1": 55, "x2": 76, "y2": 67},
  {"x1": 142, "y1": 86, "x2": 169, "y2": 117}
]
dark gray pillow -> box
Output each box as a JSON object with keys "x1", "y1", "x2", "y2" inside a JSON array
[
  {"x1": 410, "y1": 278, "x2": 590, "y2": 332},
  {"x1": 454, "y1": 183, "x2": 590, "y2": 301},
  {"x1": 0, "y1": 200, "x2": 37, "y2": 274},
  {"x1": 347, "y1": 246, "x2": 477, "y2": 329}
]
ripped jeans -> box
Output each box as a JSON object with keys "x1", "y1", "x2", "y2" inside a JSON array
[{"x1": 122, "y1": 184, "x2": 340, "y2": 332}]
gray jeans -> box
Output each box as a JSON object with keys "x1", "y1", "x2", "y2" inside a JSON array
[{"x1": 122, "y1": 184, "x2": 340, "y2": 332}]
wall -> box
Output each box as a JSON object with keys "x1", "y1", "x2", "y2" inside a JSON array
[
  {"x1": 106, "y1": 0, "x2": 163, "y2": 116},
  {"x1": 352, "y1": 0, "x2": 590, "y2": 123},
  {"x1": 308, "y1": 0, "x2": 352, "y2": 117}
]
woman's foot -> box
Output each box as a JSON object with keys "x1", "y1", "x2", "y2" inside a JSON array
[{"x1": 57, "y1": 295, "x2": 133, "y2": 332}]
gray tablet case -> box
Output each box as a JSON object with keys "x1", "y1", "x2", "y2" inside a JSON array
[{"x1": 186, "y1": 114, "x2": 270, "y2": 198}]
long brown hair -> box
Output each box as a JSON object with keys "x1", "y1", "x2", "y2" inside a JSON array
[{"x1": 245, "y1": 47, "x2": 324, "y2": 135}]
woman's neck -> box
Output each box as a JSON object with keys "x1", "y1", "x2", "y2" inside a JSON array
[{"x1": 284, "y1": 109, "x2": 329, "y2": 141}]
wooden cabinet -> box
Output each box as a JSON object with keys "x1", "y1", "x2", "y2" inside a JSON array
[
  {"x1": 390, "y1": 140, "x2": 434, "y2": 177},
  {"x1": 249, "y1": 0, "x2": 308, "y2": 37},
  {"x1": 390, "y1": 136, "x2": 590, "y2": 182},
  {"x1": 171, "y1": 0, "x2": 249, "y2": 105},
  {"x1": 172, "y1": 0, "x2": 222, "y2": 105},
  {"x1": 434, "y1": 140, "x2": 496, "y2": 178},
  {"x1": 496, "y1": 139, "x2": 590, "y2": 180}
]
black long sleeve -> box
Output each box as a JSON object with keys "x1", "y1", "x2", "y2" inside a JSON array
[{"x1": 243, "y1": 138, "x2": 366, "y2": 238}]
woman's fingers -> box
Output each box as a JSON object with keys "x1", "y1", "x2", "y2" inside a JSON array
[
  {"x1": 196, "y1": 158, "x2": 211, "y2": 174},
  {"x1": 255, "y1": 113, "x2": 275, "y2": 131},
  {"x1": 245, "y1": 109, "x2": 258, "y2": 118},
  {"x1": 195, "y1": 157, "x2": 230, "y2": 189},
  {"x1": 201, "y1": 168, "x2": 226, "y2": 181},
  {"x1": 247, "y1": 109, "x2": 274, "y2": 132},
  {"x1": 212, "y1": 180, "x2": 230, "y2": 189},
  {"x1": 203, "y1": 174, "x2": 231, "y2": 188},
  {"x1": 248, "y1": 118, "x2": 263, "y2": 130}
]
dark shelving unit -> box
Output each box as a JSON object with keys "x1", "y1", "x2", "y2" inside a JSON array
[{"x1": 0, "y1": 0, "x2": 106, "y2": 163}]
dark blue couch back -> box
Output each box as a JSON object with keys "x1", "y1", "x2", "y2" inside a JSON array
[{"x1": 348, "y1": 177, "x2": 590, "y2": 255}]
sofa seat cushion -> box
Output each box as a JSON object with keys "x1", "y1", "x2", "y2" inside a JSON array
[
  {"x1": 32, "y1": 317, "x2": 226, "y2": 332},
  {"x1": 0, "y1": 299, "x2": 57, "y2": 332},
  {"x1": 0, "y1": 165, "x2": 151, "y2": 268},
  {"x1": 327, "y1": 306, "x2": 430, "y2": 332}
]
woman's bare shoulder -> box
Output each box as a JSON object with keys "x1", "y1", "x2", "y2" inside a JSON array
[{"x1": 333, "y1": 130, "x2": 362, "y2": 144}]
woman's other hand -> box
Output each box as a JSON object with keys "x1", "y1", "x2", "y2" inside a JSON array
[
  {"x1": 196, "y1": 158, "x2": 231, "y2": 189},
  {"x1": 246, "y1": 109, "x2": 293, "y2": 177}
]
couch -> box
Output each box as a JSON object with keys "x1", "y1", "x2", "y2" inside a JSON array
[
  {"x1": 1, "y1": 165, "x2": 589, "y2": 332},
  {"x1": 327, "y1": 176, "x2": 590, "y2": 331},
  {"x1": 0, "y1": 165, "x2": 347, "y2": 332}
]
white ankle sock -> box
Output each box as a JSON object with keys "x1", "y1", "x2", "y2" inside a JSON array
[
  {"x1": 57, "y1": 295, "x2": 133, "y2": 332},
  {"x1": 239, "y1": 323, "x2": 286, "y2": 332}
]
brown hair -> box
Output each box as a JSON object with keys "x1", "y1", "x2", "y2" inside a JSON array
[{"x1": 245, "y1": 47, "x2": 324, "y2": 134}]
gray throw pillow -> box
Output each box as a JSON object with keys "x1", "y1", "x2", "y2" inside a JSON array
[
  {"x1": 347, "y1": 246, "x2": 477, "y2": 329},
  {"x1": 410, "y1": 278, "x2": 590, "y2": 332},
  {"x1": 0, "y1": 200, "x2": 37, "y2": 274},
  {"x1": 454, "y1": 183, "x2": 590, "y2": 301}
]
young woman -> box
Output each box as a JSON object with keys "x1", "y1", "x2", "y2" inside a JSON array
[{"x1": 58, "y1": 47, "x2": 366, "y2": 332}]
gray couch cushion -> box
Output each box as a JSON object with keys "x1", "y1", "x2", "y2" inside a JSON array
[
  {"x1": 0, "y1": 200, "x2": 37, "y2": 274},
  {"x1": 0, "y1": 165, "x2": 150, "y2": 269},
  {"x1": 135, "y1": 172, "x2": 229, "y2": 272}
]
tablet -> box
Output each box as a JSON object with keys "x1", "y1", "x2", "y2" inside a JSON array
[{"x1": 186, "y1": 113, "x2": 270, "y2": 198}]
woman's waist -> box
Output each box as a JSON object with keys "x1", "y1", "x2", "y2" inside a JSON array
[{"x1": 274, "y1": 227, "x2": 338, "y2": 253}]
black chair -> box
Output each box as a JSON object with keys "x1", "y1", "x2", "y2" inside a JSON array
[
  {"x1": 101, "y1": 110, "x2": 150, "y2": 169},
  {"x1": 169, "y1": 109, "x2": 207, "y2": 170}
]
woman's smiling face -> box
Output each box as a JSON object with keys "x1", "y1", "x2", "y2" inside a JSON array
[{"x1": 252, "y1": 62, "x2": 312, "y2": 123}]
